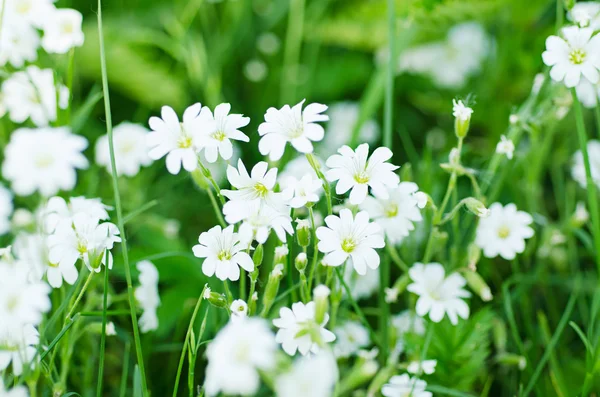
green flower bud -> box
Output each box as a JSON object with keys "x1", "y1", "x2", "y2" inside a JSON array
[
  {"x1": 203, "y1": 286, "x2": 227, "y2": 308},
  {"x1": 253, "y1": 244, "x2": 264, "y2": 267},
  {"x1": 296, "y1": 219, "x2": 311, "y2": 248},
  {"x1": 274, "y1": 244, "x2": 289, "y2": 264},
  {"x1": 464, "y1": 198, "x2": 490, "y2": 218},
  {"x1": 260, "y1": 264, "x2": 285, "y2": 317},
  {"x1": 295, "y1": 252, "x2": 308, "y2": 272},
  {"x1": 462, "y1": 269, "x2": 493, "y2": 301},
  {"x1": 313, "y1": 284, "x2": 330, "y2": 324},
  {"x1": 452, "y1": 99, "x2": 473, "y2": 139},
  {"x1": 190, "y1": 169, "x2": 209, "y2": 190},
  {"x1": 493, "y1": 318, "x2": 508, "y2": 353},
  {"x1": 497, "y1": 352, "x2": 526, "y2": 370},
  {"x1": 467, "y1": 243, "x2": 481, "y2": 271}
]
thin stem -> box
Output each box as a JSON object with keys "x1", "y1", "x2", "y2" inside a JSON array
[
  {"x1": 379, "y1": 253, "x2": 390, "y2": 361},
  {"x1": 280, "y1": 0, "x2": 305, "y2": 105},
  {"x1": 594, "y1": 105, "x2": 600, "y2": 139},
  {"x1": 206, "y1": 187, "x2": 226, "y2": 227},
  {"x1": 197, "y1": 160, "x2": 226, "y2": 205},
  {"x1": 384, "y1": 0, "x2": 395, "y2": 149},
  {"x1": 223, "y1": 280, "x2": 233, "y2": 304},
  {"x1": 66, "y1": 270, "x2": 94, "y2": 321},
  {"x1": 386, "y1": 244, "x2": 408, "y2": 272},
  {"x1": 307, "y1": 207, "x2": 319, "y2": 292},
  {"x1": 119, "y1": 341, "x2": 131, "y2": 397},
  {"x1": 96, "y1": 266, "x2": 109, "y2": 397},
  {"x1": 97, "y1": 2, "x2": 148, "y2": 394},
  {"x1": 571, "y1": 89, "x2": 600, "y2": 274}
]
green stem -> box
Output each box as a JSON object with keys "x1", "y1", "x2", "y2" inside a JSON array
[
  {"x1": 307, "y1": 207, "x2": 320, "y2": 293},
  {"x1": 223, "y1": 280, "x2": 233, "y2": 304},
  {"x1": 386, "y1": 244, "x2": 408, "y2": 272},
  {"x1": 97, "y1": 2, "x2": 148, "y2": 394},
  {"x1": 280, "y1": 0, "x2": 306, "y2": 105},
  {"x1": 65, "y1": 270, "x2": 94, "y2": 321},
  {"x1": 594, "y1": 105, "x2": 600, "y2": 139},
  {"x1": 571, "y1": 89, "x2": 600, "y2": 274},
  {"x1": 96, "y1": 266, "x2": 109, "y2": 397},
  {"x1": 197, "y1": 160, "x2": 226, "y2": 205},
  {"x1": 384, "y1": 0, "x2": 395, "y2": 149},
  {"x1": 119, "y1": 341, "x2": 131, "y2": 397}
]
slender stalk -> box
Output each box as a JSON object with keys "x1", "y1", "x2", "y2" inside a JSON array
[
  {"x1": 206, "y1": 187, "x2": 226, "y2": 227},
  {"x1": 223, "y1": 280, "x2": 233, "y2": 305},
  {"x1": 386, "y1": 244, "x2": 408, "y2": 272},
  {"x1": 384, "y1": 0, "x2": 395, "y2": 149},
  {"x1": 571, "y1": 90, "x2": 600, "y2": 274},
  {"x1": 307, "y1": 207, "x2": 320, "y2": 292},
  {"x1": 197, "y1": 160, "x2": 225, "y2": 205},
  {"x1": 40, "y1": 314, "x2": 80, "y2": 361},
  {"x1": 594, "y1": 105, "x2": 600, "y2": 139},
  {"x1": 97, "y1": 2, "x2": 148, "y2": 394},
  {"x1": 280, "y1": 0, "x2": 305, "y2": 105},
  {"x1": 97, "y1": 266, "x2": 109, "y2": 397},
  {"x1": 65, "y1": 270, "x2": 94, "y2": 321},
  {"x1": 119, "y1": 341, "x2": 131, "y2": 397},
  {"x1": 379, "y1": 253, "x2": 390, "y2": 361}
]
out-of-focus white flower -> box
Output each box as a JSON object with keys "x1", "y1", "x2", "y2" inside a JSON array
[
  {"x1": 575, "y1": 78, "x2": 600, "y2": 108},
  {"x1": 147, "y1": 104, "x2": 204, "y2": 175},
  {"x1": 0, "y1": 185, "x2": 13, "y2": 235},
  {"x1": 0, "y1": 263, "x2": 51, "y2": 330},
  {"x1": 135, "y1": 261, "x2": 160, "y2": 333},
  {"x1": 343, "y1": 263, "x2": 379, "y2": 300},
  {"x1": 0, "y1": 378, "x2": 29, "y2": 397},
  {"x1": 385, "y1": 287, "x2": 399, "y2": 303},
  {"x1": 279, "y1": 155, "x2": 322, "y2": 190},
  {"x1": 95, "y1": 122, "x2": 153, "y2": 177},
  {"x1": 568, "y1": 2, "x2": 600, "y2": 29},
  {"x1": 48, "y1": 213, "x2": 120, "y2": 275},
  {"x1": 382, "y1": 374, "x2": 432, "y2": 397},
  {"x1": 333, "y1": 320, "x2": 370, "y2": 358},
  {"x1": 228, "y1": 199, "x2": 293, "y2": 245},
  {"x1": 289, "y1": 174, "x2": 322, "y2": 208},
  {"x1": 0, "y1": 325, "x2": 39, "y2": 376},
  {"x1": 320, "y1": 102, "x2": 379, "y2": 157},
  {"x1": 496, "y1": 135, "x2": 515, "y2": 160},
  {"x1": 273, "y1": 301, "x2": 336, "y2": 356},
  {"x1": 392, "y1": 310, "x2": 426, "y2": 339},
  {"x1": 105, "y1": 322, "x2": 116, "y2": 336},
  {"x1": 0, "y1": 0, "x2": 55, "y2": 28},
  {"x1": 257, "y1": 32, "x2": 281, "y2": 55},
  {"x1": 230, "y1": 299, "x2": 248, "y2": 322},
  {"x1": 192, "y1": 225, "x2": 254, "y2": 281},
  {"x1": 360, "y1": 182, "x2": 424, "y2": 244},
  {"x1": 452, "y1": 99, "x2": 473, "y2": 121},
  {"x1": 1, "y1": 66, "x2": 69, "y2": 127},
  {"x1": 205, "y1": 318, "x2": 277, "y2": 397},
  {"x1": 326, "y1": 144, "x2": 399, "y2": 205},
  {"x1": 317, "y1": 209, "x2": 385, "y2": 275},
  {"x1": 574, "y1": 201, "x2": 590, "y2": 225},
  {"x1": 42, "y1": 196, "x2": 111, "y2": 234},
  {"x1": 2, "y1": 127, "x2": 88, "y2": 197},
  {"x1": 408, "y1": 263, "x2": 470, "y2": 325},
  {"x1": 41, "y1": 8, "x2": 84, "y2": 54},
  {"x1": 12, "y1": 232, "x2": 47, "y2": 281},
  {"x1": 0, "y1": 22, "x2": 39, "y2": 67},
  {"x1": 275, "y1": 350, "x2": 338, "y2": 397},
  {"x1": 258, "y1": 100, "x2": 328, "y2": 161},
  {"x1": 572, "y1": 140, "x2": 600, "y2": 190},
  {"x1": 542, "y1": 26, "x2": 600, "y2": 88},
  {"x1": 475, "y1": 203, "x2": 534, "y2": 260},
  {"x1": 407, "y1": 359, "x2": 437, "y2": 375},
  {"x1": 197, "y1": 103, "x2": 250, "y2": 163}
]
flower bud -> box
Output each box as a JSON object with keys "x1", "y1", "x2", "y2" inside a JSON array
[
  {"x1": 385, "y1": 274, "x2": 410, "y2": 303},
  {"x1": 296, "y1": 219, "x2": 311, "y2": 248},
  {"x1": 260, "y1": 264, "x2": 285, "y2": 317},
  {"x1": 295, "y1": 252, "x2": 308, "y2": 272},
  {"x1": 274, "y1": 244, "x2": 289, "y2": 264},
  {"x1": 497, "y1": 352, "x2": 526, "y2": 370},
  {"x1": 467, "y1": 244, "x2": 481, "y2": 271},
  {"x1": 230, "y1": 299, "x2": 248, "y2": 322},
  {"x1": 313, "y1": 284, "x2": 330, "y2": 324},
  {"x1": 253, "y1": 244, "x2": 264, "y2": 268},
  {"x1": 464, "y1": 198, "x2": 490, "y2": 218},
  {"x1": 206, "y1": 291, "x2": 228, "y2": 309},
  {"x1": 452, "y1": 99, "x2": 473, "y2": 139},
  {"x1": 190, "y1": 169, "x2": 209, "y2": 190},
  {"x1": 571, "y1": 201, "x2": 589, "y2": 228},
  {"x1": 462, "y1": 269, "x2": 493, "y2": 301},
  {"x1": 493, "y1": 318, "x2": 507, "y2": 352}
]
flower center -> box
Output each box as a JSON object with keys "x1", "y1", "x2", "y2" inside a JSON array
[
  {"x1": 341, "y1": 238, "x2": 356, "y2": 253},
  {"x1": 177, "y1": 135, "x2": 192, "y2": 149},
  {"x1": 6, "y1": 295, "x2": 19, "y2": 312},
  {"x1": 61, "y1": 22, "x2": 74, "y2": 35},
  {"x1": 217, "y1": 250, "x2": 231, "y2": 261},
  {"x1": 254, "y1": 183, "x2": 269, "y2": 197},
  {"x1": 35, "y1": 153, "x2": 55, "y2": 168},
  {"x1": 354, "y1": 171, "x2": 370, "y2": 184},
  {"x1": 210, "y1": 130, "x2": 226, "y2": 142},
  {"x1": 16, "y1": 1, "x2": 31, "y2": 14},
  {"x1": 119, "y1": 140, "x2": 136, "y2": 154},
  {"x1": 497, "y1": 225, "x2": 511, "y2": 239},
  {"x1": 569, "y1": 49, "x2": 586, "y2": 65},
  {"x1": 384, "y1": 203, "x2": 398, "y2": 218},
  {"x1": 77, "y1": 241, "x2": 88, "y2": 254}
]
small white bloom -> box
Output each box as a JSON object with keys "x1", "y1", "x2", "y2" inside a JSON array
[
  {"x1": 333, "y1": 320, "x2": 370, "y2": 358},
  {"x1": 226, "y1": 199, "x2": 293, "y2": 245},
  {"x1": 316, "y1": 209, "x2": 385, "y2": 275},
  {"x1": 289, "y1": 174, "x2": 322, "y2": 208},
  {"x1": 42, "y1": 196, "x2": 111, "y2": 234},
  {"x1": 0, "y1": 379, "x2": 28, "y2": 397},
  {"x1": 278, "y1": 155, "x2": 322, "y2": 190},
  {"x1": 2, "y1": 127, "x2": 88, "y2": 196},
  {"x1": 105, "y1": 322, "x2": 116, "y2": 336},
  {"x1": 0, "y1": 185, "x2": 13, "y2": 235},
  {"x1": 95, "y1": 122, "x2": 153, "y2": 177},
  {"x1": 509, "y1": 114, "x2": 519, "y2": 125},
  {"x1": 274, "y1": 244, "x2": 289, "y2": 262},
  {"x1": 257, "y1": 32, "x2": 281, "y2": 55},
  {"x1": 147, "y1": 104, "x2": 204, "y2": 175},
  {"x1": 313, "y1": 284, "x2": 330, "y2": 299},
  {"x1": 360, "y1": 182, "x2": 424, "y2": 244},
  {"x1": 222, "y1": 159, "x2": 279, "y2": 203},
  {"x1": 475, "y1": 203, "x2": 534, "y2": 260},
  {"x1": 408, "y1": 263, "x2": 471, "y2": 325},
  {"x1": 0, "y1": 22, "x2": 39, "y2": 68},
  {"x1": 135, "y1": 261, "x2": 160, "y2": 333},
  {"x1": 275, "y1": 350, "x2": 338, "y2": 397},
  {"x1": 385, "y1": 287, "x2": 399, "y2": 303},
  {"x1": 382, "y1": 374, "x2": 432, "y2": 397},
  {"x1": 205, "y1": 318, "x2": 277, "y2": 397},
  {"x1": 1, "y1": 66, "x2": 68, "y2": 127},
  {"x1": 12, "y1": 233, "x2": 47, "y2": 281},
  {"x1": 230, "y1": 299, "x2": 248, "y2": 322},
  {"x1": 452, "y1": 99, "x2": 473, "y2": 121},
  {"x1": 574, "y1": 201, "x2": 590, "y2": 224},
  {"x1": 568, "y1": 1, "x2": 600, "y2": 29},
  {"x1": 326, "y1": 143, "x2": 400, "y2": 205},
  {"x1": 203, "y1": 286, "x2": 212, "y2": 300},
  {"x1": 392, "y1": 310, "x2": 426, "y2": 339},
  {"x1": 343, "y1": 263, "x2": 379, "y2": 300},
  {"x1": 273, "y1": 301, "x2": 336, "y2": 356},
  {"x1": 572, "y1": 140, "x2": 600, "y2": 190},
  {"x1": 258, "y1": 99, "x2": 328, "y2": 161},
  {"x1": 496, "y1": 135, "x2": 515, "y2": 160},
  {"x1": 542, "y1": 26, "x2": 600, "y2": 88},
  {"x1": 0, "y1": 0, "x2": 55, "y2": 27},
  {"x1": 12, "y1": 209, "x2": 34, "y2": 229},
  {"x1": 197, "y1": 103, "x2": 250, "y2": 163},
  {"x1": 407, "y1": 359, "x2": 437, "y2": 375},
  {"x1": 192, "y1": 225, "x2": 254, "y2": 281},
  {"x1": 41, "y1": 8, "x2": 84, "y2": 54},
  {"x1": 575, "y1": 77, "x2": 600, "y2": 109},
  {"x1": 320, "y1": 102, "x2": 379, "y2": 157},
  {"x1": 0, "y1": 324, "x2": 39, "y2": 376}
]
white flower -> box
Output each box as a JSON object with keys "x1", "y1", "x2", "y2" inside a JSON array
[
  {"x1": 279, "y1": 155, "x2": 323, "y2": 190},
  {"x1": 407, "y1": 360, "x2": 437, "y2": 375},
  {"x1": 452, "y1": 99, "x2": 473, "y2": 121},
  {"x1": 568, "y1": 2, "x2": 600, "y2": 29},
  {"x1": 225, "y1": 199, "x2": 293, "y2": 245},
  {"x1": 574, "y1": 201, "x2": 590, "y2": 225},
  {"x1": 326, "y1": 144, "x2": 400, "y2": 205},
  {"x1": 0, "y1": 324, "x2": 39, "y2": 376},
  {"x1": 95, "y1": 122, "x2": 153, "y2": 177},
  {"x1": 385, "y1": 287, "x2": 399, "y2": 303},
  {"x1": 0, "y1": 22, "x2": 39, "y2": 68},
  {"x1": 333, "y1": 320, "x2": 370, "y2": 358},
  {"x1": 360, "y1": 182, "x2": 424, "y2": 244},
  {"x1": 230, "y1": 299, "x2": 248, "y2": 322},
  {"x1": 42, "y1": 196, "x2": 111, "y2": 234},
  {"x1": 273, "y1": 301, "x2": 336, "y2": 356},
  {"x1": 41, "y1": 8, "x2": 84, "y2": 54},
  {"x1": 0, "y1": 263, "x2": 51, "y2": 330},
  {"x1": 205, "y1": 318, "x2": 277, "y2": 397},
  {"x1": 343, "y1": 263, "x2": 379, "y2": 300},
  {"x1": 475, "y1": 203, "x2": 534, "y2": 260},
  {"x1": 48, "y1": 213, "x2": 121, "y2": 275},
  {"x1": 258, "y1": 99, "x2": 328, "y2": 161},
  {"x1": 135, "y1": 261, "x2": 160, "y2": 333},
  {"x1": 12, "y1": 232, "x2": 47, "y2": 281},
  {"x1": 572, "y1": 140, "x2": 600, "y2": 190},
  {"x1": 496, "y1": 135, "x2": 515, "y2": 159},
  {"x1": 105, "y1": 322, "x2": 116, "y2": 336},
  {"x1": 289, "y1": 174, "x2": 322, "y2": 208},
  {"x1": 0, "y1": 379, "x2": 28, "y2": 397},
  {"x1": 408, "y1": 263, "x2": 470, "y2": 325},
  {"x1": 2, "y1": 127, "x2": 88, "y2": 196},
  {"x1": 275, "y1": 350, "x2": 338, "y2": 397},
  {"x1": 1, "y1": 66, "x2": 69, "y2": 127},
  {"x1": 382, "y1": 374, "x2": 432, "y2": 397},
  {"x1": 392, "y1": 310, "x2": 426, "y2": 339},
  {"x1": 197, "y1": 103, "x2": 250, "y2": 163},
  {"x1": 0, "y1": 185, "x2": 13, "y2": 235},
  {"x1": 575, "y1": 78, "x2": 600, "y2": 108},
  {"x1": 542, "y1": 26, "x2": 600, "y2": 88},
  {"x1": 320, "y1": 102, "x2": 379, "y2": 157},
  {"x1": 316, "y1": 209, "x2": 385, "y2": 275},
  {"x1": 147, "y1": 104, "x2": 204, "y2": 175},
  {"x1": 0, "y1": 0, "x2": 55, "y2": 27},
  {"x1": 192, "y1": 225, "x2": 254, "y2": 281}
]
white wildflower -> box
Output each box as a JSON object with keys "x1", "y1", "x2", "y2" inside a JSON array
[
  {"x1": 40, "y1": 8, "x2": 84, "y2": 54},
  {"x1": 135, "y1": 261, "x2": 160, "y2": 333},
  {"x1": 275, "y1": 350, "x2": 338, "y2": 397},
  {"x1": 95, "y1": 122, "x2": 153, "y2": 177},
  {"x1": 496, "y1": 135, "x2": 515, "y2": 159},
  {"x1": 197, "y1": 103, "x2": 250, "y2": 163},
  {"x1": 572, "y1": 140, "x2": 600, "y2": 189},
  {"x1": 333, "y1": 320, "x2": 370, "y2": 358},
  {"x1": 382, "y1": 374, "x2": 432, "y2": 397}
]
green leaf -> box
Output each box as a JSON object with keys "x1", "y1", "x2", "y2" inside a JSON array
[{"x1": 133, "y1": 365, "x2": 143, "y2": 397}]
